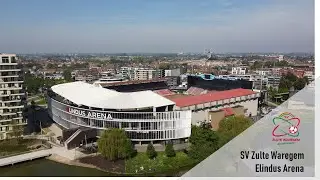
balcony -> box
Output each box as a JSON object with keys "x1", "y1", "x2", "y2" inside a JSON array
[
  {"x1": 0, "y1": 81, "x2": 23, "y2": 84},
  {"x1": 0, "y1": 93, "x2": 25, "y2": 97},
  {"x1": 0, "y1": 69, "x2": 21, "y2": 72},
  {"x1": 0, "y1": 75, "x2": 19, "y2": 78},
  {"x1": 0, "y1": 86, "x2": 23, "y2": 90}
]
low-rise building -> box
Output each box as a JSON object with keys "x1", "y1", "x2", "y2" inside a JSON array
[{"x1": 167, "y1": 88, "x2": 260, "y2": 125}]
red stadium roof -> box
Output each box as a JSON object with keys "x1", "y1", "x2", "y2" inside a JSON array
[
  {"x1": 153, "y1": 89, "x2": 176, "y2": 96},
  {"x1": 168, "y1": 88, "x2": 256, "y2": 107}
]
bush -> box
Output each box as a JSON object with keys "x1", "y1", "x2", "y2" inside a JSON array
[
  {"x1": 165, "y1": 142, "x2": 176, "y2": 157},
  {"x1": 125, "y1": 140, "x2": 137, "y2": 159},
  {"x1": 146, "y1": 143, "x2": 157, "y2": 159}
]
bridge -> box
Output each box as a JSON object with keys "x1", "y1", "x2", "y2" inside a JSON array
[{"x1": 0, "y1": 149, "x2": 52, "y2": 167}]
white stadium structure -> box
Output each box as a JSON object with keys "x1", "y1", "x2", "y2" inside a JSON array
[{"x1": 47, "y1": 81, "x2": 192, "y2": 146}]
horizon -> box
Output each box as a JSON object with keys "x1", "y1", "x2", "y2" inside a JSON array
[{"x1": 0, "y1": 0, "x2": 315, "y2": 54}]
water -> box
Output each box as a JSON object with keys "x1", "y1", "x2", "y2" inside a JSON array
[{"x1": 0, "y1": 158, "x2": 117, "y2": 177}]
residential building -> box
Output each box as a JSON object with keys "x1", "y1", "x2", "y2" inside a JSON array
[
  {"x1": 0, "y1": 54, "x2": 27, "y2": 140},
  {"x1": 231, "y1": 67, "x2": 247, "y2": 75},
  {"x1": 120, "y1": 67, "x2": 164, "y2": 80},
  {"x1": 165, "y1": 68, "x2": 181, "y2": 77},
  {"x1": 267, "y1": 76, "x2": 281, "y2": 89}
]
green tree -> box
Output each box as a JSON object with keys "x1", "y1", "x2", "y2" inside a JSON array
[
  {"x1": 217, "y1": 115, "x2": 253, "y2": 147},
  {"x1": 188, "y1": 126, "x2": 219, "y2": 161},
  {"x1": 158, "y1": 63, "x2": 171, "y2": 70},
  {"x1": 303, "y1": 76, "x2": 310, "y2": 85},
  {"x1": 293, "y1": 78, "x2": 306, "y2": 90},
  {"x1": 97, "y1": 129, "x2": 131, "y2": 161},
  {"x1": 146, "y1": 143, "x2": 157, "y2": 159},
  {"x1": 63, "y1": 69, "x2": 72, "y2": 82},
  {"x1": 284, "y1": 72, "x2": 298, "y2": 82},
  {"x1": 165, "y1": 141, "x2": 176, "y2": 157},
  {"x1": 124, "y1": 140, "x2": 136, "y2": 159},
  {"x1": 278, "y1": 76, "x2": 292, "y2": 90}
]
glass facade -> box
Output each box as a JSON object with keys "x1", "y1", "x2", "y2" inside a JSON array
[{"x1": 47, "y1": 97, "x2": 191, "y2": 141}]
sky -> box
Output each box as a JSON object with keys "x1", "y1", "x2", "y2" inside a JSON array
[{"x1": 0, "y1": 0, "x2": 315, "y2": 54}]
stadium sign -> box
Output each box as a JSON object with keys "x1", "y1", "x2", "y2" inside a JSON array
[{"x1": 67, "y1": 107, "x2": 113, "y2": 120}]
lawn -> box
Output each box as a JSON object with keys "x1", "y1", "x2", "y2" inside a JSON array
[
  {"x1": 36, "y1": 98, "x2": 47, "y2": 105},
  {"x1": 0, "y1": 139, "x2": 45, "y2": 158},
  {"x1": 125, "y1": 151, "x2": 197, "y2": 174}
]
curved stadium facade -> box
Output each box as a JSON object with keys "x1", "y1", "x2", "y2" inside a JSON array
[{"x1": 47, "y1": 81, "x2": 192, "y2": 144}]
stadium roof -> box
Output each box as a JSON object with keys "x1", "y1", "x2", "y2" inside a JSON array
[
  {"x1": 167, "y1": 88, "x2": 257, "y2": 107},
  {"x1": 98, "y1": 78, "x2": 167, "y2": 87},
  {"x1": 51, "y1": 81, "x2": 175, "y2": 109}
]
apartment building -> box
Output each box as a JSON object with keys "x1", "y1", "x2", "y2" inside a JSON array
[
  {"x1": 231, "y1": 67, "x2": 247, "y2": 75},
  {"x1": 121, "y1": 67, "x2": 164, "y2": 80},
  {"x1": 0, "y1": 54, "x2": 26, "y2": 140},
  {"x1": 255, "y1": 69, "x2": 271, "y2": 76},
  {"x1": 267, "y1": 76, "x2": 281, "y2": 89}
]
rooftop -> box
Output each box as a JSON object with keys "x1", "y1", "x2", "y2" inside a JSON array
[
  {"x1": 167, "y1": 88, "x2": 257, "y2": 107},
  {"x1": 99, "y1": 78, "x2": 167, "y2": 87},
  {"x1": 51, "y1": 81, "x2": 175, "y2": 109}
]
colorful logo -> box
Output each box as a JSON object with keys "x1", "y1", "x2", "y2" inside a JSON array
[{"x1": 272, "y1": 112, "x2": 300, "y2": 144}]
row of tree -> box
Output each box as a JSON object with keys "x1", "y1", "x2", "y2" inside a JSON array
[
  {"x1": 24, "y1": 73, "x2": 72, "y2": 94},
  {"x1": 97, "y1": 115, "x2": 253, "y2": 163},
  {"x1": 97, "y1": 129, "x2": 177, "y2": 161}
]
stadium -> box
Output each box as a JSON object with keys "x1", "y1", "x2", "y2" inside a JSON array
[
  {"x1": 47, "y1": 81, "x2": 192, "y2": 148},
  {"x1": 46, "y1": 75, "x2": 260, "y2": 149}
]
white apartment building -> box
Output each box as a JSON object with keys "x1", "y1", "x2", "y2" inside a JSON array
[
  {"x1": 267, "y1": 76, "x2": 281, "y2": 89},
  {"x1": 121, "y1": 67, "x2": 163, "y2": 80},
  {"x1": 0, "y1": 54, "x2": 26, "y2": 140},
  {"x1": 278, "y1": 55, "x2": 284, "y2": 61},
  {"x1": 255, "y1": 69, "x2": 271, "y2": 76},
  {"x1": 219, "y1": 74, "x2": 255, "y2": 81},
  {"x1": 165, "y1": 68, "x2": 181, "y2": 77},
  {"x1": 231, "y1": 67, "x2": 247, "y2": 75}
]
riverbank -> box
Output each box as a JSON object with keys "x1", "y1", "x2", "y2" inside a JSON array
[{"x1": 46, "y1": 153, "x2": 196, "y2": 177}]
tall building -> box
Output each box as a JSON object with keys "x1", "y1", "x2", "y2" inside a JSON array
[{"x1": 0, "y1": 54, "x2": 27, "y2": 140}]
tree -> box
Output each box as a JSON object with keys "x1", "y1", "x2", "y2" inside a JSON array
[
  {"x1": 284, "y1": 72, "x2": 298, "y2": 82},
  {"x1": 188, "y1": 126, "x2": 219, "y2": 161},
  {"x1": 293, "y1": 78, "x2": 306, "y2": 90},
  {"x1": 217, "y1": 115, "x2": 253, "y2": 147},
  {"x1": 303, "y1": 76, "x2": 310, "y2": 85},
  {"x1": 159, "y1": 63, "x2": 171, "y2": 70},
  {"x1": 278, "y1": 77, "x2": 291, "y2": 90},
  {"x1": 63, "y1": 69, "x2": 72, "y2": 82},
  {"x1": 146, "y1": 143, "x2": 157, "y2": 159},
  {"x1": 97, "y1": 129, "x2": 131, "y2": 161},
  {"x1": 124, "y1": 140, "x2": 137, "y2": 159},
  {"x1": 165, "y1": 141, "x2": 176, "y2": 157}
]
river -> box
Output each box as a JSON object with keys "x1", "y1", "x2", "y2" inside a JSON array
[{"x1": 0, "y1": 158, "x2": 116, "y2": 177}]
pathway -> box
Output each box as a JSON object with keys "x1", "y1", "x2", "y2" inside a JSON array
[{"x1": 0, "y1": 149, "x2": 52, "y2": 167}]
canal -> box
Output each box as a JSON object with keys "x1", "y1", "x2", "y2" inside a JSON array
[{"x1": 0, "y1": 159, "x2": 116, "y2": 177}]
